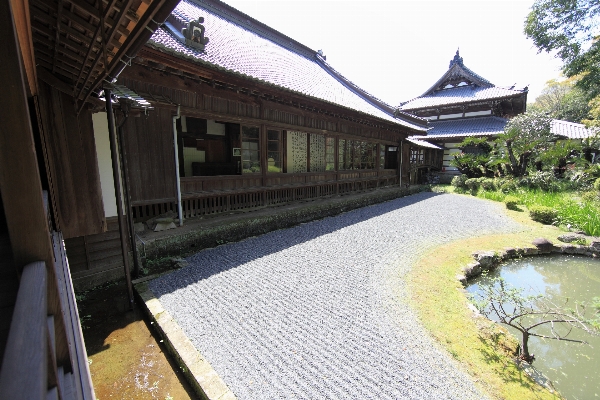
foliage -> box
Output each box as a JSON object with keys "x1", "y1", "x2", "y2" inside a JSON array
[
  {"x1": 518, "y1": 171, "x2": 560, "y2": 191},
  {"x1": 450, "y1": 153, "x2": 491, "y2": 178},
  {"x1": 464, "y1": 178, "x2": 481, "y2": 193},
  {"x1": 450, "y1": 137, "x2": 495, "y2": 178},
  {"x1": 492, "y1": 112, "x2": 554, "y2": 177},
  {"x1": 451, "y1": 174, "x2": 468, "y2": 191},
  {"x1": 458, "y1": 136, "x2": 493, "y2": 154},
  {"x1": 581, "y1": 190, "x2": 599, "y2": 203},
  {"x1": 479, "y1": 178, "x2": 496, "y2": 191},
  {"x1": 499, "y1": 179, "x2": 519, "y2": 194},
  {"x1": 528, "y1": 205, "x2": 557, "y2": 224},
  {"x1": 472, "y1": 276, "x2": 600, "y2": 363},
  {"x1": 504, "y1": 195, "x2": 520, "y2": 211},
  {"x1": 595, "y1": 177, "x2": 600, "y2": 191},
  {"x1": 525, "y1": 0, "x2": 600, "y2": 99},
  {"x1": 529, "y1": 76, "x2": 591, "y2": 122},
  {"x1": 583, "y1": 96, "x2": 600, "y2": 127}
]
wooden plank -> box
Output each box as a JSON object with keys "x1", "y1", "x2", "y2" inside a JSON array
[
  {"x1": 0, "y1": 262, "x2": 47, "y2": 399},
  {"x1": 37, "y1": 82, "x2": 106, "y2": 238},
  {"x1": 10, "y1": 0, "x2": 38, "y2": 96}
]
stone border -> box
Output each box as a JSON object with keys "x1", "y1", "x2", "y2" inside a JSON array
[
  {"x1": 457, "y1": 237, "x2": 600, "y2": 284},
  {"x1": 456, "y1": 237, "x2": 599, "y2": 392},
  {"x1": 135, "y1": 281, "x2": 237, "y2": 400}
]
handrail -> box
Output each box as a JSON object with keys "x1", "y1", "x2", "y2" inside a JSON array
[{"x1": 0, "y1": 261, "x2": 47, "y2": 399}]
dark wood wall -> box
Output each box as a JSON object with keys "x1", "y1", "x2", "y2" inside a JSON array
[
  {"x1": 36, "y1": 81, "x2": 106, "y2": 239},
  {"x1": 121, "y1": 107, "x2": 177, "y2": 205}
]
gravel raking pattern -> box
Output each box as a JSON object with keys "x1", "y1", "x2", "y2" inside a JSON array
[{"x1": 149, "y1": 192, "x2": 521, "y2": 399}]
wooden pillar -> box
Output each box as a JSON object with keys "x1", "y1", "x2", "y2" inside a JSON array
[{"x1": 0, "y1": 0, "x2": 70, "y2": 369}]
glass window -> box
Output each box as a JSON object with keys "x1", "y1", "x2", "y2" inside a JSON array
[
  {"x1": 325, "y1": 137, "x2": 335, "y2": 171},
  {"x1": 310, "y1": 134, "x2": 326, "y2": 172},
  {"x1": 338, "y1": 139, "x2": 346, "y2": 170},
  {"x1": 242, "y1": 126, "x2": 260, "y2": 173},
  {"x1": 267, "y1": 129, "x2": 282, "y2": 173}
]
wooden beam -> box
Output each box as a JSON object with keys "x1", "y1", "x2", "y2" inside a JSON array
[
  {"x1": 0, "y1": 262, "x2": 47, "y2": 399},
  {"x1": 1, "y1": 0, "x2": 72, "y2": 369}
]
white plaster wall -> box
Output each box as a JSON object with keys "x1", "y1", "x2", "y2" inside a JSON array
[{"x1": 92, "y1": 112, "x2": 123, "y2": 217}]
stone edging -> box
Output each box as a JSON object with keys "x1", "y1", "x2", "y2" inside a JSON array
[
  {"x1": 457, "y1": 237, "x2": 600, "y2": 285},
  {"x1": 135, "y1": 282, "x2": 237, "y2": 400}
]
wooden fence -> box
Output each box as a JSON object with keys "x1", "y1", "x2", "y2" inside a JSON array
[{"x1": 131, "y1": 170, "x2": 399, "y2": 221}]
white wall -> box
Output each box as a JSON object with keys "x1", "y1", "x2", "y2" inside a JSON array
[{"x1": 92, "y1": 112, "x2": 123, "y2": 217}]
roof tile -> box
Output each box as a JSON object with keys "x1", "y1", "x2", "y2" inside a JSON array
[{"x1": 148, "y1": 0, "x2": 426, "y2": 131}]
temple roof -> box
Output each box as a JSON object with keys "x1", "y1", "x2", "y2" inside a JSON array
[
  {"x1": 417, "y1": 116, "x2": 508, "y2": 140},
  {"x1": 406, "y1": 138, "x2": 444, "y2": 150},
  {"x1": 400, "y1": 51, "x2": 527, "y2": 111},
  {"x1": 551, "y1": 120, "x2": 597, "y2": 139},
  {"x1": 146, "y1": 0, "x2": 427, "y2": 132}
]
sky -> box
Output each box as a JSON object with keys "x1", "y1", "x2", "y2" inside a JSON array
[{"x1": 221, "y1": 0, "x2": 564, "y2": 106}]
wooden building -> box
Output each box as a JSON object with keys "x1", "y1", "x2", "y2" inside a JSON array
[
  {"x1": 99, "y1": 0, "x2": 429, "y2": 228},
  {"x1": 0, "y1": 0, "x2": 179, "y2": 398},
  {"x1": 59, "y1": 0, "x2": 429, "y2": 290},
  {"x1": 400, "y1": 51, "x2": 528, "y2": 182}
]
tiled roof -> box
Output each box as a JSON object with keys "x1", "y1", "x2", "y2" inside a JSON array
[
  {"x1": 147, "y1": 0, "x2": 427, "y2": 131},
  {"x1": 417, "y1": 116, "x2": 508, "y2": 140},
  {"x1": 400, "y1": 86, "x2": 525, "y2": 110},
  {"x1": 551, "y1": 119, "x2": 597, "y2": 139},
  {"x1": 406, "y1": 138, "x2": 443, "y2": 150}
]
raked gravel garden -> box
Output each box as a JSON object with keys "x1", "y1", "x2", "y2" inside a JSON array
[{"x1": 148, "y1": 192, "x2": 523, "y2": 399}]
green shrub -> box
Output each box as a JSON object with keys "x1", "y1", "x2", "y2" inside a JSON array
[
  {"x1": 480, "y1": 178, "x2": 496, "y2": 191},
  {"x1": 451, "y1": 175, "x2": 468, "y2": 190},
  {"x1": 504, "y1": 195, "x2": 520, "y2": 210},
  {"x1": 594, "y1": 177, "x2": 600, "y2": 192},
  {"x1": 529, "y1": 205, "x2": 557, "y2": 225},
  {"x1": 464, "y1": 178, "x2": 480, "y2": 190},
  {"x1": 521, "y1": 171, "x2": 559, "y2": 191},
  {"x1": 499, "y1": 180, "x2": 518, "y2": 194},
  {"x1": 582, "y1": 191, "x2": 599, "y2": 203}
]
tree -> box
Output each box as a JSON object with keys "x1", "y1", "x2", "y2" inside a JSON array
[
  {"x1": 472, "y1": 277, "x2": 600, "y2": 363},
  {"x1": 491, "y1": 112, "x2": 554, "y2": 177},
  {"x1": 525, "y1": 0, "x2": 600, "y2": 99},
  {"x1": 529, "y1": 76, "x2": 591, "y2": 123},
  {"x1": 450, "y1": 137, "x2": 493, "y2": 178}
]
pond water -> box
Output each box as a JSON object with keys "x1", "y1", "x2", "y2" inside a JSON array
[{"x1": 466, "y1": 255, "x2": 600, "y2": 400}]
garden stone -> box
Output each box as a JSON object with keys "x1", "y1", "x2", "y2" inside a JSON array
[
  {"x1": 504, "y1": 248, "x2": 517, "y2": 259},
  {"x1": 591, "y1": 241, "x2": 600, "y2": 251},
  {"x1": 560, "y1": 245, "x2": 577, "y2": 254},
  {"x1": 475, "y1": 250, "x2": 498, "y2": 271},
  {"x1": 557, "y1": 233, "x2": 587, "y2": 243},
  {"x1": 532, "y1": 238, "x2": 553, "y2": 253},
  {"x1": 463, "y1": 262, "x2": 481, "y2": 278},
  {"x1": 523, "y1": 247, "x2": 539, "y2": 255}
]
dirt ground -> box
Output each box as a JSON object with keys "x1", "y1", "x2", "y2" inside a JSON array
[{"x1": 78, "y1": 281, "x2": 197, "y2": 400}]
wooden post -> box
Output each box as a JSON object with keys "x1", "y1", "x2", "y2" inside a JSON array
[{"x1": 104, "y1": 88, "x2": 134, "y2": 308}]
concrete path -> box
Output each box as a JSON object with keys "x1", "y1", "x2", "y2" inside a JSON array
[{"x1": 149, "y1": 192, "x2": 521, "y2": 399}]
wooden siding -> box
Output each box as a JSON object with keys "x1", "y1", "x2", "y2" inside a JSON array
[
  {"x1": 121, "y1": 107, "x2": 177, "y2": 204},
  {"x1": 36, "y1": 81, "x2": 106, "y2": 239},
  {"x1": 65, "y1": 217, "x2": 127, "y2": 290}
]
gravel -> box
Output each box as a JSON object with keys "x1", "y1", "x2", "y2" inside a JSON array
[{"x1": 149, "y1": 192, "x2": 522, "y2": 399}]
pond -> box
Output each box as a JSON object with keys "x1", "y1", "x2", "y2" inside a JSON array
[{"x1": 466, "y1": 255, "x2": 600, "y2": 400}]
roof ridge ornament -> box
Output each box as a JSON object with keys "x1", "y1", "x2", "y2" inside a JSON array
[
  {"x1": 449, "y1": 49, "x2": 463, "y2": 68},
  {"x1": 183, "y1": 17, "x2": 209, "y2": 51}
]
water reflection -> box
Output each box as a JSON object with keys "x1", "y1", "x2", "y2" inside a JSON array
[{"x1": 467, "y1": 255, "x2": 600, "y2": 400}]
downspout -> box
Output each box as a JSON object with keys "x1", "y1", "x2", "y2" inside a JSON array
[
  {"x1": 173, "y1": 106, "x2": 183, "y2": 226},
  {"x1": 105, "y1": 88, "x2": 134, "y2": 309},
  {"x1": 399, "y1": 140, "x2": 403, "y2": 187}
]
